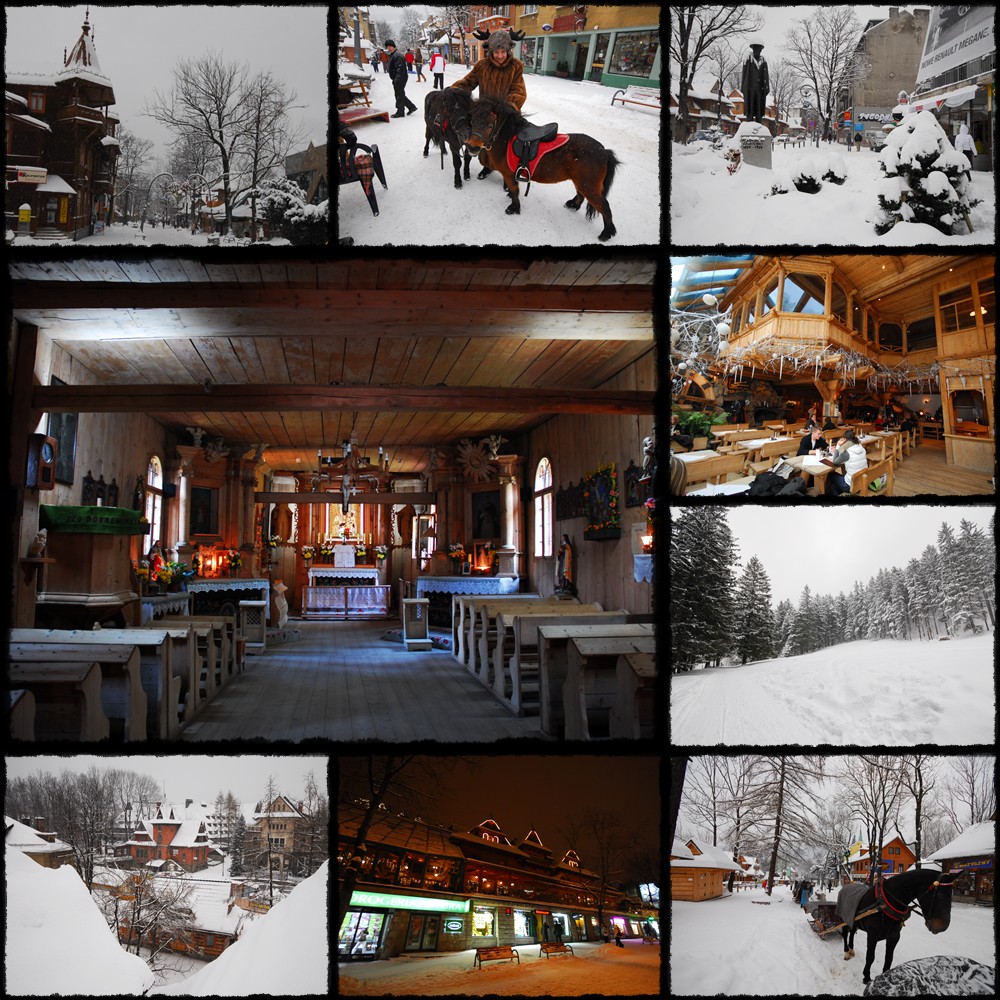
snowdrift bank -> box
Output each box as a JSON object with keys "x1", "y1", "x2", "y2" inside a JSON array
[
  {"x1": 5, "y1": 845, "x2": 156, "y2": 995},
  {"x1": 671, "y1": 634, "x2": 994, "y2": 745},
  {"x1": 155, "y1": 862, "x2": 328, "y2": 995},
  {"x1": 671, "y1": 883, "x2": 995, "y2": 996},
  {"x1": 340, "y1": 939, "x2": 660, "y2": 996}
]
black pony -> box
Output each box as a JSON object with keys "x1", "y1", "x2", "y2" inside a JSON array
[
  {"x1": 422, "y1": 88, "x2": 473, "y2": 189},
  {"x1": 460, "y1": 95, "x2": 620, "y2": 241},
  {"x1": 840, "y1": 868, "x2": 964, "y2": 984}
]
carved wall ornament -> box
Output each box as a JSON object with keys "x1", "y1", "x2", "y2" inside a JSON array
[{"x1": 457, "y1": 438, "x2": 495, "y2": 481}]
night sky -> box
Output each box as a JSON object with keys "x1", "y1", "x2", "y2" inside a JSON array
[{"x1": 340, "y1": 754, "x2": 661, "y2": 864}]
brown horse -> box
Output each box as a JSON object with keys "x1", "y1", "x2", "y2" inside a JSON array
[{"x1": 460, "y1": 95, "x2": 620, "y2": 241}]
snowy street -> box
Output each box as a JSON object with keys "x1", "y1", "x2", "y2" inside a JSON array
[
  {"x1": 6, "y1": 224, "x2": 293, "y2": 247},
  {"x1": 338, "y1": 61, "x2": 659, "y2": 245},
  {"x1": 339, "y1": 938, "x2": 660, "y2": 995},
  {"x1": 671, "y1": 883, "x2": 995, "y2": 996},
  {"x1": 670, "y1": 140, "x2": 995, "y2": 246},
  {"x1": 671, "y1": 634, "x2": 994, "y2": 745}
]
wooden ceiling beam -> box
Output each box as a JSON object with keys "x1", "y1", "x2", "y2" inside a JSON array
[
  {"x1": 34, "y1": 382, "x2": 655, "y2": 415},
  {"x1": 254, "y1": 491, "x2": 436, "y2": 505},
  {"x1": 10, "y1": 285, "x2": 653, "y2": 314}
]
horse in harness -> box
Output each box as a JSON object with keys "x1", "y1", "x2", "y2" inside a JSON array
[
  {"x1": 459, "y1": 95, "x2": 621, "y2": 241},
  {"x1": 837, "y1": 868, "x2": 964, "y2": 984}
]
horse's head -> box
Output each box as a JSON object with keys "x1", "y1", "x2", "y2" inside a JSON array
[
  {"x1": 465, "y1": 98, "x2": 511, "y2": 151},
  {"x1": 441, "y1": 88, "x2": 473, "y2": 142},
  {"x1": 918, "y1": 869, "x2": 963, "y2": 934}
]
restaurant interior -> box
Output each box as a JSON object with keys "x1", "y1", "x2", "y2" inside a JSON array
[{"x1": 670, "y1": 254, "x2": 995, "y2": 497}]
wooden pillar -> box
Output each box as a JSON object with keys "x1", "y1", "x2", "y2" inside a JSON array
[
  {"x1": 494, "y1": 454, "x2": 523, "y2": 578},
  {"x1": 239, "y1": 459, "x2": 258, "y2": 577},
  {"x1": 174, "y1": 445, "x2": 200, "y2": 558}
]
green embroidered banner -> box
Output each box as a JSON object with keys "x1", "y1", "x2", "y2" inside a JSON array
[{"x1": 39, "y1": 505, "x2": 146, "y2": 535}]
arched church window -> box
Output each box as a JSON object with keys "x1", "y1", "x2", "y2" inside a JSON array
[{"x1": 533, "y1": 458, "x2": 553, "y2": 558}]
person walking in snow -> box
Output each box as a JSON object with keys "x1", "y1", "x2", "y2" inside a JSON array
[
  {"x1": 855, "y1": 130, "x2": 863, "y2": 152},
  {"x1": 543, "y1": 920, "x2": 551, "y2": 942},
  {"x1": 405, "y1": 48, "x2": 415, "y2": 74},
  {"x1": 614, "y1": 927, "x2": 624, "y2": 948},
  {"x1": 430, "y1": 49, "x2": 446, "y2": 89},
  {"x1": 800, "y1": 880, "x2": 811, "y2": 909},
  {"x1": 414, "y1": 48, "x2": 426, "y2": 82},
  {"x1": 385, "y1": 40, "x2": 417, "y2": 118},
  {"x1": 954, "y1": 123, "x2": 975, "y2": 169}
]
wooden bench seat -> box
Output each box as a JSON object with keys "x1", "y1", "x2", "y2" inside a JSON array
[
  {"x1": 610, "y1": 85, "x2": 660, "y2": 111},
  {"x1": 847, "y1": 456, "x2": 895, "y2": 497},
  {"x1": 161, "y1": 614, "x2": 237, "y2": 682},
  {"x1": 609, "y1": 652, "x2": 656, "y2": 739},
  {"x1": 564, "y1": 635, "x2": 657, "y2": 740},
  {"x1": 537, "y1": 623, "x2": 654, "y2": 737},
  {"x1": 495, "y1": 609, "x2": 628, "y2": 716},
  {"x1": 8, "y1": 660, "x2": 109, "y2": 741},
  {"x1": 540, "y1": 942, "x2": 574, "y2": 958},
  {"x1": 473, "y1": 945, "x2": 519, "y2": 969},
  {"x1": 10, "y1": 641, "x2": 147, "y2": 741},
  {"x1": 451, "y1": 593, "x2": 538, "y2": 666}
]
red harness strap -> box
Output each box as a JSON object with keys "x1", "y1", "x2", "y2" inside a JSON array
[
  {"x1": 875, "y1": 879, "x2": 910, "y2": 921},
  {"x1": 505, "y1": 134, "x2": 570, "y2": 176}
]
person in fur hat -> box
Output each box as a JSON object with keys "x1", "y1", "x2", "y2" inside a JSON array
[{"x1": 451, "y1": 28, "x2": 527, "y2": 179}]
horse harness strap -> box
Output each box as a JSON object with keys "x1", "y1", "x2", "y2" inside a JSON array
[{"x1": 875, "y1": 879, "x2": 912, "y2": 923}]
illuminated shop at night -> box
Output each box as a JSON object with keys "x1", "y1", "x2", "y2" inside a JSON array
[{"x1": 338, "y1": 803, "x2": 658, "y2": 959}]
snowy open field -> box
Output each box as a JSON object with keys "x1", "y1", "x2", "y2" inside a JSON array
[
  {"x1": 671, "y1": 634, "x2": 994, "y2": 745},
  {"x1": 670, "y1": 140, "x2": 995, "y2": 246},
  {"x1": 671, "y1": 883, "x2": 995, "y2": 996},
  {"x1": 338, "y1": 61, "x2": 660, "y2": 245},
  {"x1": 339, "y1": 939, "x2": 660, "y2": 995}
]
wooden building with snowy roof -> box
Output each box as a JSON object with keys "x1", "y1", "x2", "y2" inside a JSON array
[
  {"x1": 114, "y1": 802, "x2": 214, "y2": 872},
  {"x1": 670, "y1": 837, "x2": 744, "y2": 901},
  {"x1": 847, "y1": 831, "x2": 916, "y2": 881},
  {"x1": 928, "y1": 816, "x2": 995, "y2": 904}
]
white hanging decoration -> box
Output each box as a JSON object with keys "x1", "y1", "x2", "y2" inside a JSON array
[
  {"x1": 716, "y1": 322, "x2": 731, "y2": 338},
  {"x1": 703, "y1": 293, "x2": 718, "y2": 306},
  {"x1": 678, "y1": 362, "x2": 687, "y2": 371}
]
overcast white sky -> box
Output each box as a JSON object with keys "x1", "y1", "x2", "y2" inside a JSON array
[
  {"x1": 745, "y1": 5, "x2": 907, "y2": 55},
  {"x1": 5, "y1": 4, "x2": 328, "y2": 161},
  {"x1": 5, "y1": 755, "x2": 328, "y2": 806},
  {"x1": 724, "y1": 506, "x2": 993, "y2": 605}
]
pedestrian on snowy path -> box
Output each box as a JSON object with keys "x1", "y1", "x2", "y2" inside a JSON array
[
  {"x1": 414, "y1": 49, "x2": 426, "y2": 82},
  {"x1": 405, "y1": 49, "x2": 415, "y2": 73},
  {"x1": 371, "y1": 50, "x2": 379, "y2": 73},
  {"x1": 800, "y1": 881, "x2": 812, "y2": 909},
  {"x1": 430, "y1": 49, "x2": 446, "y2": 89},
  {"x1": 855, "y1": 130, "x2": 863, "y2": 152},
  {"x1": 554, "y1": 921, "x2": 563, "y2": 944},
  {"x1": 614, "y1": 927, "x2": 624, "y2": 949},
  {"x1": 954, "y1": 123, "x2": 975, "y2": 169},
  {"x1": 385, "y1": 40, "x2": 418, "y2": 118}
]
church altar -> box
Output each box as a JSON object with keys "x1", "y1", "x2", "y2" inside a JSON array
[
  {"x1": 303, "y1": 584, "x2": 390, "y2": 618},
  {"x1": 308, "y1": 565, "x2": 380, "y2": 585},
  {"x1": 186, "y1": 578, "x2": 270, "y2": 620}
]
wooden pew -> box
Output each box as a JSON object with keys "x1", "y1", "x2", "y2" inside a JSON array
[
  {"x1": 10, "y1": 689, "x2": 36, "y2": 740},
  {"x1": 462, "y1": 595, "x2": 546, "y2": 676},
  {"x1": 609, "y1": 652, "x2": 656, "y2": 739},
  {"x1": 9, "y1": 627, "x2": 187, "y2": 740},
  {"x1": 451, "y1": 593, "x2": 537, "y2": 666},
  {"x1": 563, "y1": 635, "x2": 657, "y2": 740},
  {"x1": 161, "y1": 614, "x2": 236, "y2": 685},
  {"x1": 9, "y1": 641, "x2": 147, "y2": 741},
  {"x1": 493, "y1": 609, "x2": 628, "y2": 716},
  {"x1": 472, "y1": 597, "x2": 577, "y2": 688},
  {"x1": 147, "y1": 620, "x2": 215, "y2": 708},
  {"x1": 8, "y1": 660, "x2": 109, "y2": 741},
  {"x1": 537, "y1": 623, "x2": 654, "y2": 737}
]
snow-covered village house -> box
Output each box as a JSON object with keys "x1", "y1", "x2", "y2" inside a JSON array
[
  {"x1": 285, "y1": 141, "x2": 329, "y2": 205},
  {"x1": 5, "y1": 815, "x2": 76, "y2": 869},
  {"x1": 4, "y1": 8, "x2": 119, "y2": 240},
  {"x1": 670, "y1": 76, "x2": 738, "y2": 139},
  {"x1": 726, "y1": 87, "x2": 788, "y2": 137},
  {"x1": 928, "y1": 814, "x2": 995, "y2": 904},
  {"x1": 847, "y1": 831, "x2": 916, "y2": 881},
  {"x1": 339, "y1": 803, "x2": 656, "y2": 960},
  {"x1": 115, "y1": 803, "x2": 214, "y2": 873},
  {"x1": 248, "y1": 794, "x2": 312, "y2": 875},
  {"x1": 670, "y1": 837, "x2": 744, "y2": 901}
]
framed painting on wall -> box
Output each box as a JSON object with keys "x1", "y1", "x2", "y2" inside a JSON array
[
  {"x1": 190, "y1": 485, "x2": 220, "y2": 536},
  {"x1": 470, "y1": 488, "x2": 502, "y2": 541},
  {"x1": 48, "y1": 376, "x2": 78, "y2": 486}
]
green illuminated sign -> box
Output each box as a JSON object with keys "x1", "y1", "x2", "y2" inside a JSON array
[{"x1": 350, "y1": 890, "x2": 470, "y2": 913}]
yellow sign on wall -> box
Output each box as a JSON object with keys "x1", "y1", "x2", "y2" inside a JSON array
[{"x1": 59, "y1": 197, "x2": 68, "y2": 223}]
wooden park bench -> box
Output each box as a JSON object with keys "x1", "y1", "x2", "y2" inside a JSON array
[
  {"x1": 563, "y1": 634, "x2": 657, "y2": 740},
  {"x1": 9, "y1": 641, "x2": 147, "y2": 741},
  {"x1": 609, "y1": 651, "x2": 656, "y2": 739},
  {"x1": 537, "y1": 623, "x2": 654, "y2": 738},
  {"x1": 10, "y1": 689, "x2": 36, "y2": 740},
  {"x1": 494, "y1": 609, "x2": 627, "y2": 716},
  {"x1": 473, "y1": 945, "x2": 520, "y2": 969},
  {"x1": 540, "y1": 941, "x2": 574, "y2": 958},
  {"x1": 610, "y1": 85, "x2": 661, "y2": 111},
  {"x1": 846, "y1": 455, "x2": 895, "y2": 497},
  {"x1": 8, "y1": 659, "x2": 109, "y2": 741},
  {"x1": 640, "y1": 933, "x2": 658, "y2": 945}
]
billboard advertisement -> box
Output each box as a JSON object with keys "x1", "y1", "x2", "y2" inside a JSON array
[{"x1": 915, "y1": 5, "x2": 994, "y2": 89}]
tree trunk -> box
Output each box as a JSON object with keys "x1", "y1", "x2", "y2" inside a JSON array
[{"x1": 765, "y1": 758, "x2": 786, "y2": 896}]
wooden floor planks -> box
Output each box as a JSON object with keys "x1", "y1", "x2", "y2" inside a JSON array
[
  {"x1": 893, "y1": 440, "x2": 994, "y2": 496},
  {"x1": 178, "y1": 620, "x2": 549, "y2": 742}
]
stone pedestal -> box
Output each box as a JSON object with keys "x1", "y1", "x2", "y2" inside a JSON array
[{"x1": 734, "y1": 121, "x2": 772, "y2": 170}]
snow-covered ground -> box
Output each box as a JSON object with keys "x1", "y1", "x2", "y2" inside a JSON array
[
  {"x1": 339, "y1": 938, "x2": 660, "y2": 996},
  {"x1": 671, "y1": 882, "x2": 995, "y2": 996},
  {"x1": 7, "y1": 223, "x2": 292, "y2": 247},
  {"x1": 671, "y1": 634, "x2": 994, "y2": 745},
  {"x1": 5, "y1": 845, "x2": 155, "y2": 995},
  {"x1": 338, "y1": 61, "x2": 659, "y2": 245},
  {"x1": 670, "y1": 140, "x2": 995, "y2": 245}
]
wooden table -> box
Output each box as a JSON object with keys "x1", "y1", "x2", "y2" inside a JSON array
[
  {"x1": 564, "y1": 636, "x2": 657, "y2": 740},
  {"x1": 872, "y1": 430, "x2": 903, "y2": 462},
  {"x1": 784, "y1": 454, "x2": 837, "y2": 490},
  {"x1": 609, "y1": 652, "x2": 656, "y2": 739},
  {"x1": 537, "y1": 623, "x2": 654, "y2": 737},
  {"x1": 686, "y1": 479, "x2": 753, "y2": 496}
]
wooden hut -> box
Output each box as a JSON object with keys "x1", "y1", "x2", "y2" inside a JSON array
[
  {"x1": 928, "y1": 819, "x2": 995, "y2": 904},
  {"x1": 670, "y1": 838, "x2": 743, "y2": 902}
]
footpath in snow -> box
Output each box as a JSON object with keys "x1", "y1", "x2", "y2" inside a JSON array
[
  {"x1": 671, "y1": 634, "x2": 994, "y2": 745},
  {"x1": 671, "y1": 883, "x2": 996, "y2": 996},
  {"x1": 670, "y1": 140, "x2": 995, "y2": 246},
  {"x1": 339, "y1": 939, "x2": 660, "y2": 996},
  {"x1": 338, "y1": 61, "x2": 659, "y2": 246}
]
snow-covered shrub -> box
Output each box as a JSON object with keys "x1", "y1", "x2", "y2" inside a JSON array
[
  {"x1": 768, "y1": 170, "x2": 791, "y2": 196},
  {"x1": 820, "y1": 154, "x2": 847, "y2": 185},
  {"x1": 788, "y1": 156, "x2": 822, "y2": 194},
  {"x1": 253, "y1": 177, "x2": 329, "y2": 245},
  {"x1": 874, "y1": 110, "x2": 980, "y2": 235}
]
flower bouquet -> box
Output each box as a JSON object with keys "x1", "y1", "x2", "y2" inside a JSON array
[
  {"x1": 301, "y1": 544, "x2": 316, "y2": 562},
  {"x1": 374, "y1": 545, "x2": 387, "y2": 562},
  {"x1": 227, "y1": 549, "x2": 242, "y2": 571},
  {"x1": 267, "y1": 534, "x2": 282, "y2": 548}
]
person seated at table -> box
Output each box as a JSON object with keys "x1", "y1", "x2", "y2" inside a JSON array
[
  {"x1": 670, "y1": 453, "x2": 688, "y2": 495},
  {"x1": 900, "y1": 415, "x2": 916, "y2": 434},
  {"x1": 821, "y1": 418, "x2": 837, "y2": 431},
  {"x1": 797, "y1": 426, "x2": 829, "y2": 456},
  {"x1": 826, "y1": 429, "x2": 868, "y2": 495},
  {"x1": 671, "y1": 413, "x2": 694, "y2": 451},
  {"x1": 874, "y1": 413, "x2": 886, "y2": 431}
]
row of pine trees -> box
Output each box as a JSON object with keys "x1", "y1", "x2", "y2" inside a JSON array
[{"x1": 671, "y1": 510, "x2": 995, "y2": 673}]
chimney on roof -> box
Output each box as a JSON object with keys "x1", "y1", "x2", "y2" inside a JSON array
[
  {"x1": 889, "y1": 6, "x2": 898, "y2": 17},
  {"x1": 186, "y1": 799, "x2": 193, "y2": 809}
]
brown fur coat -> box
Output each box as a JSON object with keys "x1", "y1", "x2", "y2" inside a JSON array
[{"x1": 452, "y1": 54, "x2": 527, "y2": 109}]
